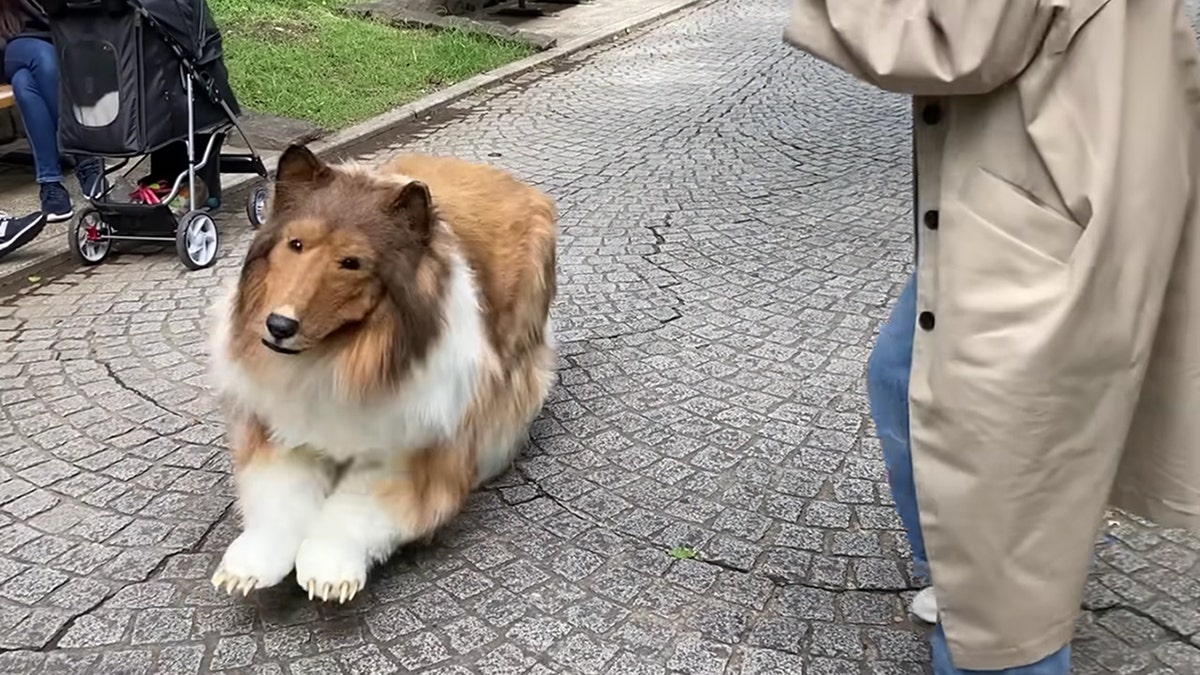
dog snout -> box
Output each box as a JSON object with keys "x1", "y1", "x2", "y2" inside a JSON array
[{"x1": 266, "y1": 313, "x2": 300, "y2": 340}]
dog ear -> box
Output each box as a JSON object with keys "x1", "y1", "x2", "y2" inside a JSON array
[
  {"x1": 274, "y1": 145, "x2": 329, "y2": 211},
  {"x1": 277, "y1": 144, "x2": 327, "y2": 184},
  {"x1": 388, "y1": 181, "x2": 433, "y2": 239}
]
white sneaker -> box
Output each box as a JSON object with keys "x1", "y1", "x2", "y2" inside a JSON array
[{"x1": 911, "y1": 587, "x2": 938, "y2": 623}]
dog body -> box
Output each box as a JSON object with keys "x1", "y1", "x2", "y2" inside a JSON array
[{"x1": 208, "y1": 147, "x2": 557, "y2": 602}]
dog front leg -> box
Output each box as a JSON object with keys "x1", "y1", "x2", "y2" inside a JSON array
[
  {"x1": 213, "y1": 416, "x2": 334, "y2": 595},
  {"x1": 294, "y1": 446, "x2": 475, "y2": 603}
]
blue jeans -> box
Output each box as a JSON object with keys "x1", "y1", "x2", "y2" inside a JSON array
[
  {"x1": 4, "y1": 38, "x2": 63, "y2": 185},
  {"x1": 866, "y1": 273, "x2": 1071, "y2": 675}
]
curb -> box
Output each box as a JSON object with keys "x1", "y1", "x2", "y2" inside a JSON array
[
  {"x1": 0, "y1": 0, "x2": 711, "y2": 293},
  {"x1": 300, "y1": 0, "x2": 711, "y2": 164}
]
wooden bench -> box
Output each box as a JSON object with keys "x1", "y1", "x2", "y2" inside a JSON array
[{"x1": 0, "y1": 85, "x2": 34, "y2": 165}]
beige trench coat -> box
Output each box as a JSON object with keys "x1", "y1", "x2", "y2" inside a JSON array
[{"x1": 785, "y1": 0, "x2": 1200, "y2": 670}]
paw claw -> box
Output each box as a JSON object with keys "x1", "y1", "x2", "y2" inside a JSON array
[
  {"x1": 212, "y1": 568, "x2": 261, "y2": 597},
  {"x1": 214, "y1": 530, "x2": 298, "y2": 596},
  {"x1": 294, "y1": 538, "x2": 369, "y2": 603}
]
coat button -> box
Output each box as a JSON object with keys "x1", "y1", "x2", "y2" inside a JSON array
[
  {"x1": 923, "y1": 210, "x2": 939, "y2": 230},
  {"x1": 921, "y1": 103, "x2": 942, "y2": 125},
  {"x1": 919, "y1": 311, "x2": 935, "y2": 331}
]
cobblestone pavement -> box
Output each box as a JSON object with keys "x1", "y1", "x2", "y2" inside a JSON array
[{"x1": 3, "y1": 1, "x2": 1200, "y2": 673}]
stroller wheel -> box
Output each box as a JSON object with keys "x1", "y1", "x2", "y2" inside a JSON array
[
  {"x1": 69, "y1": 208, "x2": 112, "y2": 266},
  {"x1": 176, "y1": 210, "x2": 220, "y2": 270},
  {"x1": 246, "y1": 180, "x2": 269, "y2": 229}
]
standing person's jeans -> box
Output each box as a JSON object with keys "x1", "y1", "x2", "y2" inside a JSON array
[
  {"x1": 865, "y1": 273, "x2": 1072, "y2": 675},
  {"x1": 3, "y1": 38, "x2": 63, "y2": 185}
]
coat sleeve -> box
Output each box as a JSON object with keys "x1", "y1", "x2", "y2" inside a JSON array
[{"x1": 783, "y1": 0, "x2": 1061, "y2": 95}]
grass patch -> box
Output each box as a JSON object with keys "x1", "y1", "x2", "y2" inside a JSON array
[
  {"x1": 668, "y1": 546, "x2": 697, "y2": 560},
  {"x1": 210, "y1": 0, "x2": 535, "y2": 129}
]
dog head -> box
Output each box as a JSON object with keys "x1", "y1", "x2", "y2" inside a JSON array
[{"x1": 232, "y1": 145, "x2": 445, "y2": 388}]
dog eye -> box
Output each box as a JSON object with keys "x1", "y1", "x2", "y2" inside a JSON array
[
  {"x1": 287, "y1": 239, "x2": 303, "y2": 252},
  {"x1": 339, "y1": 257, "x2": 361, "y2": 270}
]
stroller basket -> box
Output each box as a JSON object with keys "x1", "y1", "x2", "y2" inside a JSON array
[{"x1": 46, "y1": 0, "x2": 240, "y2": 157}]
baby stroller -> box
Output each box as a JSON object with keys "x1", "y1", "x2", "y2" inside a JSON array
[{"x1": 44, "y1": 0, "x2": 270, "y2": 270}]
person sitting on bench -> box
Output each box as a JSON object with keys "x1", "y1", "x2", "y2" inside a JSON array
[{"x1": 0, "y1": 0, "x2": 104, "y2": 226}]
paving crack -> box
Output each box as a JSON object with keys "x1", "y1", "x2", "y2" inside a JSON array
[
  {"x1": 99, "y1": 359, "x2": 191, "y2": 421},
  {"x1": 2, "y1": 502, "x2": 236, "y2": 654},
  {"x1": 637, "y1": 212, "x2": 685, "y2": 324},
  {"x1": 1089, "y1": 603, "x2": 1194, "y2": 643},
  {"x1": 510, "y1": 462, "x2": 921, "y2": 599},
  {"x1": 772, "y1": 576, "x2": 923, "y2": 595}
]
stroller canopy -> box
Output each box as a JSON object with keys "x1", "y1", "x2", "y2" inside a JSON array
[
  {"x1": 47, "y1": 0, "x2": 240, "y2": 156},
  {"x1": 139, "y1": 0, "x2": 225, "y2": 65},
  {"x1": 45, "y1": 0, "x2": 226, "y2": 65}
]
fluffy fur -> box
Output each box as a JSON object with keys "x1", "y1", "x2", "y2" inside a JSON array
[{"x1": 208, "y1": 145, "x2": 557, "y2": 602}]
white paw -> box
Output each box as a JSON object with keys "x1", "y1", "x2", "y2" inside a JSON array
[
  {"x1": 212, "y1": 529, "x2": 299, "y2": 595},
  {"x1": 294, "y1": 537, "x2": 369, "y2": 603}
]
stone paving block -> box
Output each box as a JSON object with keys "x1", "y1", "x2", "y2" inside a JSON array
[{"x1": 0, "y1": 0, "x2": 1197, "y2": 671}]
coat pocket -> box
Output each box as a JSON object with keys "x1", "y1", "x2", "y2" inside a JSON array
[
  {"x1": 958, "y1": 167, "x2": 1082, "y2": 265},
  {"x1": 938, "y1": 167, "x2": 1083, "y2": 349}
]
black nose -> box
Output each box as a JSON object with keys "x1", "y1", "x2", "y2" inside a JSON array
[{"x1": 266, "y1": 313, "x2": 299, "y2": 340}]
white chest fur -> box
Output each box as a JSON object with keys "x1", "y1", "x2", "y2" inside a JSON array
[{"x1": 209, "y1": 252, "x2": 493, "y2": 461}]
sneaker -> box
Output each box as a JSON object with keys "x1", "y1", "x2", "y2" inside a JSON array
[
  {"x1": 40, "y1": 183, "x2": 74, "y2": 223},
  {"x1": 911, "y1": 587, "x2": 938, "y2": 624},
  {"x1": 0, "y1": 211, "x2": 48, "y2": 262},
  {"x1": 74, "y1": 157, "x2": 107, "y2": 200}
]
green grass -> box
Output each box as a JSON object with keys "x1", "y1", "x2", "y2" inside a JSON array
[
  {"x1": 209, "y1": 0, "x2": 535, "y2": 129},
  {"x1": 668, "y1": 546, "x2": 697, "y2": 560}
]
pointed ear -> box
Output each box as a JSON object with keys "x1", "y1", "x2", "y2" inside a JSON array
[
  {"x1": 273, "y1": 145, "x2": 329, "y2": 212},
  {"x1": 276, "y1": 144, "x2": 327, "y2": 185},
  {"x1": 389, "y1": 180, "x2": 433, "y2": 238}
]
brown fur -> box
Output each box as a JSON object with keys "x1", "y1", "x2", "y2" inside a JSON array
[
  {"x1": 376, "y1": 444, "x2": 477, "y2": 540},
  {"x1": 365, "y1": 154, "x2": 558, "y2": 539},
  {"x1": 383, "y1": 154, "x2": 559, "y2": 361},
  {"x1": 230, "y1": 148, "x2": 557, "y2": 400},
  {"x1": 378, "y1": 335, "x2": 557, "y2": 540},
  {"x1": 219, "y1": 145, "x2": 558, "y2": 592},
  {"x1": 231, "y1": 146, "x2": 454, "y2": 399},
  {"x1": 230, "y1": 414, "x2": 276, "y2": 471}
]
